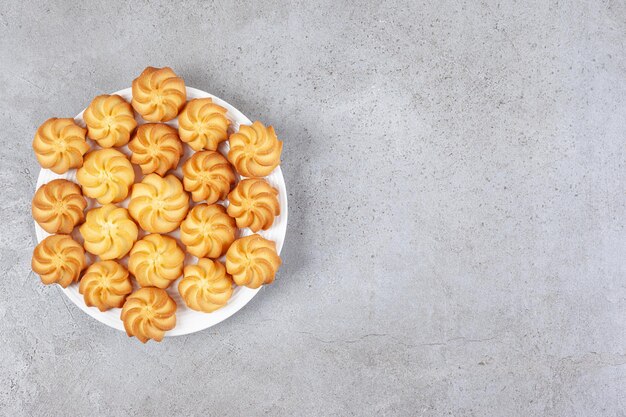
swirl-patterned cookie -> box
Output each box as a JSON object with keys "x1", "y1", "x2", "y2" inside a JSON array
[
  {"x1": 228, "y1": 121, "x2": 282, "y2": 177},
  {"x1": 182, "y1": 151, "x2": 235, "y2": 203},
  {"x1": 180, "y1": 204, "x2": 236, "y2": 258},
  {"x1": 131, "y1": 66, "x2": 186, "y2": 122},
  {"x1": 179, "y1": 259, "x2": 233, "y2": 313},
  {"x1": 79, "y1": 261, "x2": 133, "y2": 311},
  {"x1": 83, "y1": 94, "x2": 137, "y2": 148},
  {"x1": 76, "y1": 149, "x2": 135, "y2": 204},
  {"x1": 225, "y1": 234, "x2": 281, "y2": 289},
  {"x1": 178, "y1": 98, "x2": 230, "y2": 151},
  {"x1": 227, "y1": 179, "x2": 280, "y2": 232},
  {"x1": 31, "y1": 234, "x2": 86, "y2": 288},
  {"x1": 80, "y1": 204, "x2": 138, "y2": 260},
  {"x1": 128, "y1": 174, "x2": 189, "y2": 233},
  {"x1": 128, "y1": 123, "x2": 183, "y2": 176},
  {"x1": 32, "y1": 118, "x2": 89, "y2": 174},
  {"x1": 121, "y1": 287, "x2": 177, "y2": 343},
  {"x1": 32, "y1": 179, "x2": 86, "y2": 234},
  {"x1": 128, "y1": 234, "x2": 185, "y2": 289}
]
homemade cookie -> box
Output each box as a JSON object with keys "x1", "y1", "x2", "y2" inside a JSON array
[
  {"x1": 178, "y1": 98, "x2": 230, "y2": 151},
  {"x1": 32, "y1": 118, "x2": 89, "y2": 174},
  {"x1": 182, "y1": 151, "x2": 235, "y2": 203},
  {"x1": 227, "y1": 179, "x2": 280, "y2": 232},
  {"x1": 128, "y1": 234, "x2": 185, "y2": 289},
  {"x1": 121, "y1": 287, "x2": 177, "y2": 343},
  {"x1": 79, "y1": 260, "x2": 133, "y2": 311},
  {"x1": 131, "y1": 66, "x2": 186, "y2": 122},
  {"x1": 83, "y1": 94, "x2": 137, "y2": 148},
  {"x1": 227, "y1": 121, "x2": 282, "y2": 177},
  {"x1": 80, "y1": 204, "x2": 138, "y2": 260},
  {"x1": 128, "y1": 123, "x2": 183, "y2": 176},
  {"x1": 128, "y1": 174, "x2": 189, "y2": 233},
  {"x1": 32, "y1": 179, "x2": 87, "y2": 234},
  {"x1": 180, "y1": 204, "x2": 236, "y2": 258},
  {"x1": 225, "y1": 234, "x2": 281, "y2": 289},
  {"x1": 76, "y1": 148, "x2": 135, "y2": 204},
  {"x1": 31, "y1": 234, "x2": 86, "y2": 288},
  {"x1": 179, "y1": 258, "x2": 233, "y2": 313}
]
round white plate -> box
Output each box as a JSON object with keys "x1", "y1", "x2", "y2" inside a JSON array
[{"x1": 34, "y1": 87, "x2": 288, "y2": 336}]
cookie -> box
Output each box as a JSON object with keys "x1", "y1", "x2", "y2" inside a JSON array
[
  {"x1": 180, "y1": 204, "x2": 236, "y2": 258},
  {"x1": 178, "y1": 98, "x2": 230, "y2": 151},
  {"x1": 31, "y1": 234, "x2": 86, "y2": 288},
  {"x1": 227, "y1": 121, "x2": 282, "y2": 177},
  {"x1": 182, "y1": 151, "x2": 235, "y2": 203},
  {"x1": 179, "y1": 259, "x2": 233, "y2": 313},
  {"x1": 32, "y1": 179, "x2": 86, "y2": 234},
  {"x1": 121, "y1": 287, "x2": 177, "y2": 343},
  {"x1": 128, "y1": 173, "x2": 189, "y2": 233},
  {"x1": 128, "y1": 123, "x2": 183, "y2": 176},
  {"x1": 80, "y1": 204, "x2": 138, "y2": 260},
  {"x1": 225, "y1": 234, "x2": 281, "y2": 289},
  {"x1": 76, "y1": 148, "x2": 135, "y2": 204},
  {"x1": 131, "y1": 66, "x2": 186, "y2": 122},
  {"x1": 32, "y1": 118, "x2": 89, "y2": 174},
  {"x1": 128, "y1": 234, "x2": 185, "y2": 289},
  {"x1": 83, "y1": 94, "x2": 137, "y2": 148},
  {"x1": 79, "y1": 260, "x2": 133, "y2": 311},
  {"x1": 227, "y1": 178, "x2": 280, "y2": 232}
]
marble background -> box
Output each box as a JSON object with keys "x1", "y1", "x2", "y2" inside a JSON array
[{"x1": 0, "y1": 0, "x2": 624, "y2": 416}]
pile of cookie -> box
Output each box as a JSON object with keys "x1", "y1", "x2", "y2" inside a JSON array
[{"x1": 31, "y1": 67, "x2": 283, "y2": 343}]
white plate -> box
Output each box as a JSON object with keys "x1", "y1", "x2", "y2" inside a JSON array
[{"x1": 34, "y1": 87, "x2": 288, "y2": 336}]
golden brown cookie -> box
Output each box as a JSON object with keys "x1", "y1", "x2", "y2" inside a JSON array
[
  {"x1": 225, "y1": 234, "x2": 281, "y2": 289},
  {"x1": 179, "y1": 258, "x2": 233, "y2": 313},
  {"x1": 182, "y1": 151, "x2": 235, "y2": 203},
  {"x1": 177, "y1": 98, "x2": 230, "y2": 151},
  {"x1": 227, "y1": 121, "x2": 282, "y2": 177},
  {"x1": 80, "y1": 204, "x2": 138, "y2": 260},
  {"x1": 83, "y1": 94, "x2": 137, "y2": 148},
  {"x1": 32, "y1": 234, "x2": 86, "y2": 288},
  {"x1": 227, "y1": 179, "x2": 280, "y2": 232},
  {"x1": 128, "y1": 174, "x2": 189, "y2": 233},
  {"x1": 128, "y1": 123, "x2": 183, "y2": 176},
  {"x1": 128, "y1": 234, "x2": 185, "y2": 289},
  {"x1": 79, "y1": 260, "x2": 133, "y2": 311},
  {"x1": 121, "y1": 287, "x2": 177, "y2": 343},
  {"x1": 32, "y1": 179, "x2": 86, "y2": 234},
  {"x1": 180, "y1": 204, "x2": 236, "y2": 258},
  {"x1": 131, "y1": 66, "x2": 186, "y2": 122},
  {"x1": 76, "y1": 148, "x2": 135, "y2": 204},
  {"x1": 32, "y1": 118, "x2": 89, "y2": 174}
]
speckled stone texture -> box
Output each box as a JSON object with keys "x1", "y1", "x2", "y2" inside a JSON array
[{"x1": 1, "y1": 0, "x2": 624, "y2": 416}]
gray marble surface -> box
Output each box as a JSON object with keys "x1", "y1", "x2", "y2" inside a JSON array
[{"x1": 1, "y1": 0, "x2": 624, "y2": 416}]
